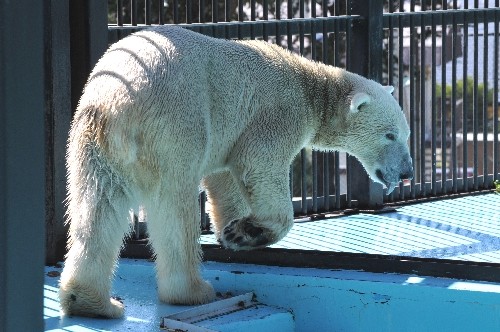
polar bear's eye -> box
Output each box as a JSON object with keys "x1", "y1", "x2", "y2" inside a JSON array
[{"x1": 386, "y1": 133, "x2": 396, "y2": 141}]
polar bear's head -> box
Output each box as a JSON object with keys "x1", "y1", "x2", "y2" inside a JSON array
[
  {"x1": 345, "y1": 85, "x2": 413, "y2": 194},
  {"x1": 313, "y1": 78, "x2": 413, "y2": 194}
]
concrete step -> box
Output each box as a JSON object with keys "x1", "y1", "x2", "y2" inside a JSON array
[{"x1": 161, "y1": 292, "x2": 294, "y2": 332}]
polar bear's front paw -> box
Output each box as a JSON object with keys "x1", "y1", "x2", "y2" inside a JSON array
[{"x1": 221, "y1": 217, "x2": 272, "y2": 250}]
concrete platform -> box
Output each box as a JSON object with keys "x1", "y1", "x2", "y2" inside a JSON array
[{"x1": 45, "y1": 259, "x2": 500, "y2": 331}]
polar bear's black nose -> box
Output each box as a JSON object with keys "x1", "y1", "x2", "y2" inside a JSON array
[
  {"x1": 399, "y1": 169, "x2": 413, "y2": 181},
  {"x1": 399, "y1": 155, "x2": 414, "y2": 181}
]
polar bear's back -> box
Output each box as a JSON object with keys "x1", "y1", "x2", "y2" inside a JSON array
[
  {"x1": 74, "y1": 27, "x2": 305, "y2": 175},
  {"x1": 85, "y1": 26, "x2": 309, "y2": 109}
]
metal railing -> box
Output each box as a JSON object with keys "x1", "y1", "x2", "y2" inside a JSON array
[
  {"x1": 105, "y1": 1, "x2": 499, "y2": 233},
  {"x1": 383, "y1": 1, "x2": 500, "y2": 203}
]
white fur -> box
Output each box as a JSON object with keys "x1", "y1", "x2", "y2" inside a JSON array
[
  {"x1": 350, "y1": 92, "x2": 371, "y2": 113},
  {"x1": 384, "y1": 85, "x2": 395, "y2": 94},
  {"x1": 60, "y1": 26, "x2": 412, "y2": 318}
]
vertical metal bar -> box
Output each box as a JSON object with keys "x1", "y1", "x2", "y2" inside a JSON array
[
  {"x1": 331, "y1": 19, "x2": 338, "y2": 66},
  {"x1": 387, "y1": 16, "x2": 397, "y2": 201},
  {"x1": 440, "y1": 12, "x2": 447, "y2": 194},
  {"x1": 451, "y1": 11, "x2": 458, "y2": 193},
  {"x1": 174, "y1": 0, "x2": 179, "y2": 23},
  {"x1": 345, "y1": 1, "x2": 351, "y2": 62},
  {"x1": 345, "y1": 5, "x2": 352, "y2": 208},
  {"x1": 431, "y1": 5, "x2": 438, "y2": 196},
  {"x1": 332, "y1": 16, "x2": 341, "y2": 209},
  {"x1": 473, "y1": 9, "x2": 479, "y2": 190},
  {"x1": 336, "y1": 0, "x2": 343, "y2": 16},
  {"x1": 300, "y1": 19, "x2": 308, "y2": 214},
  {"x1": 186, "y1": 0, "x2": 192, "y2": 24},
  {"x1": 482, "y1": 6, "x2": 489, "y2": 187},
  {"x1": 333, "y1": 152, "x2": 340, "y2": 210},
  {"x1": 212, "y1": 0, "x2": 218, "y2": 23},
  {"x1": 398, "y1": 3, "x2": 407, "y2": 195},
  {"x1": 321, "y1": 16, "x2": 330, "y2": 63},
  {"x1": 70, "y1": 0, "x2": 108, "y2": 115},
  {"x1": 131, "y1": 0, "x2": 138, "y2": 25},
  {"x1": 276, "y1": 21, "x2": 282, "y2": 46},
  {"x1": 494, "y1": 1, "x2": 499, "y2": 182},
  {"x1": 419, "y1": 10, "x2": 427, "y2": 197},
  {"x1": 409, "y1": 3, "x2": 417, "y2": 198},
  {"x1": 300, "y1": 22, "x2": 317, "y2": 212},
  {"x1": 318, "y1": 21, "x2": 332, "y2": 209},
  {"x1": 45, "y1": 0, "x2": 72, "y2": 264},
  {"x1": 297, "y1": 21, "x2": 304, "y2": 56},
  {"x1": 348, "y1": 0, "x2": 385, "y2": 209},
  {"x1": 225, "y1": 0, "x2": 230, "y2": 22},
  {"x1": 145, "y1": 0, "x2": 152, "y2": 24},
  {"x1": 462, "y1": 0, "x2": 469, "y2": 191},
  {"x1": 311, "y1": 20, "x2": 317, "y2": 60},
  {"x1": 300, "y1": 149, "x2": 307, "y2": 214},
  {"x1": 200, "y1": 192, "x2": 209, "y2": 232},
  {"x1": 238, "y1": 0, "x2": 244, "y2": 21},
  {"x1": 263, "y1": 0, "x2": 268, "y2": 40},
  {"x1": 117, "y1": 0, "x2": 123, "y2": 25},
  {"x1": 323, "y1": 153, "x2": 330, "y2": 211},
  {"x1": 301, "y1": 149, "x2": 308, "y2": 215},
  {"x1": 133, "y1": 213, "x2": 140, "y2": 239},
  {"x1": 287, "y1": 22, "x2": 293, "y2": 50},
  {"x1": 200, "y1": 0, "x2": 206, "y2": 22},
  {"x1": 312, "y1": 151, "x2": 318, "y2": 213},
  {"x1": 158, "y1": 0, "x2": 164, "y2": 24}
]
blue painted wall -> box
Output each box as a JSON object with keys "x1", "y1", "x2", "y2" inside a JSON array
[{"x1": 205, "y1": 262, "x2": 500, "y2": 332}]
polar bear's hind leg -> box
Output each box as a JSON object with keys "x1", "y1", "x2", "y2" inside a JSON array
[
  {"x1": 60, "y1": 137, "x2": 133, "y2": 318},
  {"x1": 145, "y1": 179, "x2": 216, "y2": 305}
]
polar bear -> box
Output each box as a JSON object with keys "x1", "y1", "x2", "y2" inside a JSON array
[{"x1": 59, "y1": 26, "x2": 413, "y2": 318}]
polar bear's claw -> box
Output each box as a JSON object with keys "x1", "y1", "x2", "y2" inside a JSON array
[{"x1": 221, "y1": 217, "x2": 271, "y2": 250}]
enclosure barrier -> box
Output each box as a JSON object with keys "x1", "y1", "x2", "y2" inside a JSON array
[{"x1": 44, "y1": 0, "x2": 500, "y2": 263}]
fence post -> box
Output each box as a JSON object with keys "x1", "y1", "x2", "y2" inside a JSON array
[
  {"x1": 69, "y1": 0, "x2": 108, "y2": 112},
  {"x1": 348, "y1": 0, "x2": 385, "y2": 209},
  {"x1": 45, "y1": 0, "x2": 108, "y2": 264},
  {"x1": 0, "y1": 0, "x2": 46, "y2": 329},
  {"x1": 45, "y1": 0, "x2": 72, "y2": 265}
]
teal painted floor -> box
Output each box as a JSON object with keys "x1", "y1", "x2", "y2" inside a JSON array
[
  {"x1": 44, "y1": 192, "x2": 500, "y2": 331},
  {"x1": 201, "y1": 193, "x2": 500, "y2": 262}
]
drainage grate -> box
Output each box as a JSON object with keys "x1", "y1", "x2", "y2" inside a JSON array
[{"x1": 161, "y1": 292, "x2": 257, "y2": 331}]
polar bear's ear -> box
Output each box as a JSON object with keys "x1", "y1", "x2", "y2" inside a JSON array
[
  {"x1": 384, "y1": 85, "x2": 395, "y2": 94},
  {"x1": 350, "y1": 92, "x2": 371, "y2": 113}
]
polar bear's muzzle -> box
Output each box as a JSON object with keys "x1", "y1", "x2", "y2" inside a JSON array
[{"x1": 374, "y1": 154, "x2": 413, "y2": 195}]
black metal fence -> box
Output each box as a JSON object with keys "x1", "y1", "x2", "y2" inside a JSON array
[
  {"x1": 106, "y1": 0, "x2": 499, "y2": 219},
  {"x1": 383, "y1": 1, "x2": 500, "y2": 203}
]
